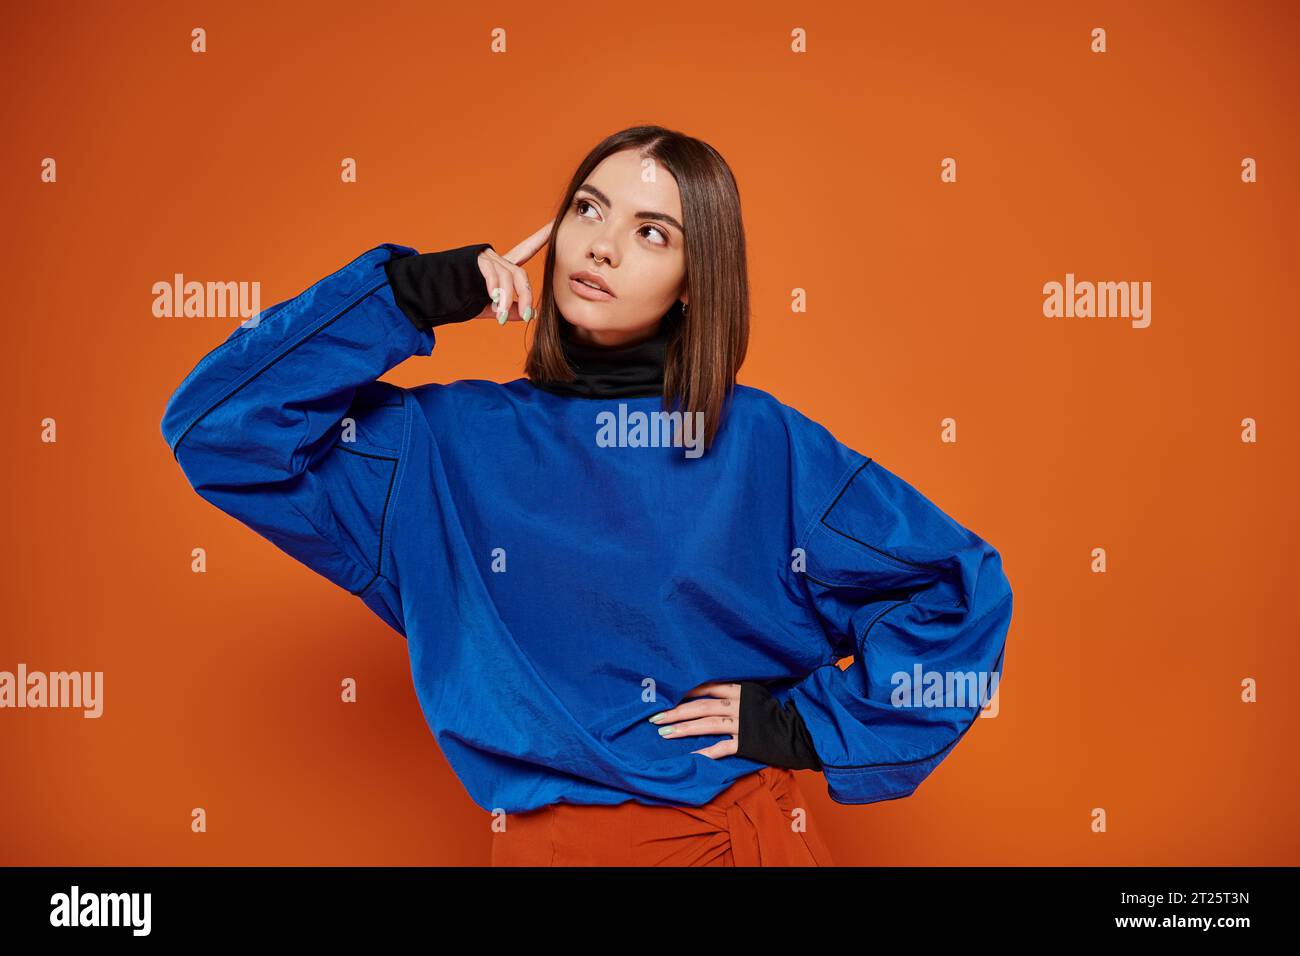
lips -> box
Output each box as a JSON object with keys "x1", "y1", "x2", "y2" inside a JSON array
[{"x1": 570, "y1": 271, "x2": 614, "y2": 297}]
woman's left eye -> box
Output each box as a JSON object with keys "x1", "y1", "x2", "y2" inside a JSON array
[{"x1": 640, "y1": 225, "x2": 667, "y2": 245}]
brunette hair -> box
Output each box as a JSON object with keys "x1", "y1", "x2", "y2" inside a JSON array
[{"x1": 524, "y1": 125, "x2": 749, "y2": 452}]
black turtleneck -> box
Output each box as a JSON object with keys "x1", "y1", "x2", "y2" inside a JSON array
[
  {"x1": 533, "y1": 312, "x2": 669, "y2": 398},
  {"x1": 382, "y1": 243, "x2": 822, "y2": 774}
]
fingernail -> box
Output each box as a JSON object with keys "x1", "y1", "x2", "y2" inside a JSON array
[
  {"x1": 658, "y1": 726, "x2": 674, "y2": 737},
  {"x1": 497, "y1": 311, "x2": 508, "y2": 325},
  {"x1": 648, "y1": 713, "x2": 664, "y2": 724},
  {"x1": 522, "y1": 307, "x2": 533, "y2": 322}
]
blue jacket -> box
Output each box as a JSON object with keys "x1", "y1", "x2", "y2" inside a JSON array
[{"x1": 160, "y1": 243, "x2": 1014, "y2": 813}]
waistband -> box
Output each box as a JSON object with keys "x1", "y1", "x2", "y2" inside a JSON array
[
  {"x1": 539, "y1": 766, "x2": 834, "y2": 866},
  {"x1": 678, "y1": 765, "x2": 833, "y2": 866}
]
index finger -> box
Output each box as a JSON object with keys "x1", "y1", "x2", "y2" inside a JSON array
[{"x1": 502, "y1": 220, "x2": 554, "y2": 267}]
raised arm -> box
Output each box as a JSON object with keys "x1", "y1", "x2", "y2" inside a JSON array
[{"x1": 159, "y1": 241, "x2": 495, "y2": 636}]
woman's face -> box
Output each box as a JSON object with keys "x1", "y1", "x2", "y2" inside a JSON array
[{"x1": 551, "y1": 148, "x2": 688, "y2": 348}]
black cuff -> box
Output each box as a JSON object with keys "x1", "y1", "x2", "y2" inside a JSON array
[
  {"x1": 734, "y1": 681, "x2": 823, "y2": 771},
  {"x1": 383, "y1": 242, "x2": 495, "y2": 331}
]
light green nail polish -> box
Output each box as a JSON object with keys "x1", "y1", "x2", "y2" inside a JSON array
[
  {"x1": 648, "y1": 714, "x2": 664, "y2": 724},
  {"x1": 497, "y1": 311, "x2": 507, "y2": 325},
  {"x1": 522, "y1": 307, "x2": 533, "y2": 322},
  {"x1": 658, "y1": 726, "x2": 673, "y2": 737}
]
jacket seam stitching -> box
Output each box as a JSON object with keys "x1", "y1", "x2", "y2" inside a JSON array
[
  {"x1": 380, "y1": 387, "x2": 415, "y2": 592},
  {"x1": 334, "y1": 400, "x2": 405, "y2": 589},
  {"x1": 790, "y1": 457, "x2": 867, "y2": 627},
  {"x1": 355, "y1": 569, "x2": 391, "y2": 598},
  {"x1": 796, "y1": 457, "x2": 866, "y2": 555},
  {"x1": 815, "y1": 459, "x2": 960, "y2": 581}
]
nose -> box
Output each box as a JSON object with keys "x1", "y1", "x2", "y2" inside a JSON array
[{"x1": 588, "y1": 235, "x2": 618, "y2": 268}]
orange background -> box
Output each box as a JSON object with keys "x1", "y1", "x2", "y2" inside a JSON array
[{"x1": 2, "y1": 0, "x2": 1296, "y2": 866}]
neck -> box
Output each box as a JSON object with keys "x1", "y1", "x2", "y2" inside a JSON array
[{"x1": 568, "y1": 322, "x2": 661, "y2": 350}]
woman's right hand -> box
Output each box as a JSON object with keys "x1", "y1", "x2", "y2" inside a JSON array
[{"x1": 472, "y1": 220, "x2": 554, "y2": 324}]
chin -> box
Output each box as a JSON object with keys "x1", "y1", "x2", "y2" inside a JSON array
[{"x1": 556, "y1": 295, "x2": 620, "y2": 331}]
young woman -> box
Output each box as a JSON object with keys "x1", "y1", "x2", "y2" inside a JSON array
[{"x1": 160, "y1": 125, "x2": 1014, "y2": 867}]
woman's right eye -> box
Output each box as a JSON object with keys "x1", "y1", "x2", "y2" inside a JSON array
[{"x1": 574, "y1": 197, "x2": 599, "y2": 219}]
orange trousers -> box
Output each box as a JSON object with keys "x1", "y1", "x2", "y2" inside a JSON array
[{"x1": 491, "y1": 766, "x2": 836, "y2": 866}]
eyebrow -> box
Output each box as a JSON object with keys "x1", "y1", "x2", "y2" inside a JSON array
[{"x1": 576, "y1": 183, "x2": 684, "y2": 235}]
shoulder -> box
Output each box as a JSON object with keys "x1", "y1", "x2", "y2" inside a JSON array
[
  {"x1": 723, "y1": 383, "x2": 795, "y2": 432},
  {"x1": 725, "y1": 383, "x2": 870, "y2": 506},
  {"x1": 726, "y1": 385, "x2": 863, "y2": 459}
]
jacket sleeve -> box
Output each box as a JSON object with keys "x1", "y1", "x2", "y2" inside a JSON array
[
  {"x1": 159, "y1": 242, "x2": 492, "y2": 637},
  {"x1": 775, "y1": 414, "x2": 1014, "y2": 805}
]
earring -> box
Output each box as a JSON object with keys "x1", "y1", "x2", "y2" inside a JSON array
[{"x1": 681, "y1": 301, "x2": 690, "y2": 316}]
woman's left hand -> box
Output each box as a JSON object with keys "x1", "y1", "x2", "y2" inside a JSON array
[{"x1": 648, "y1": 682, "x2": 741, "y2": 759}]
